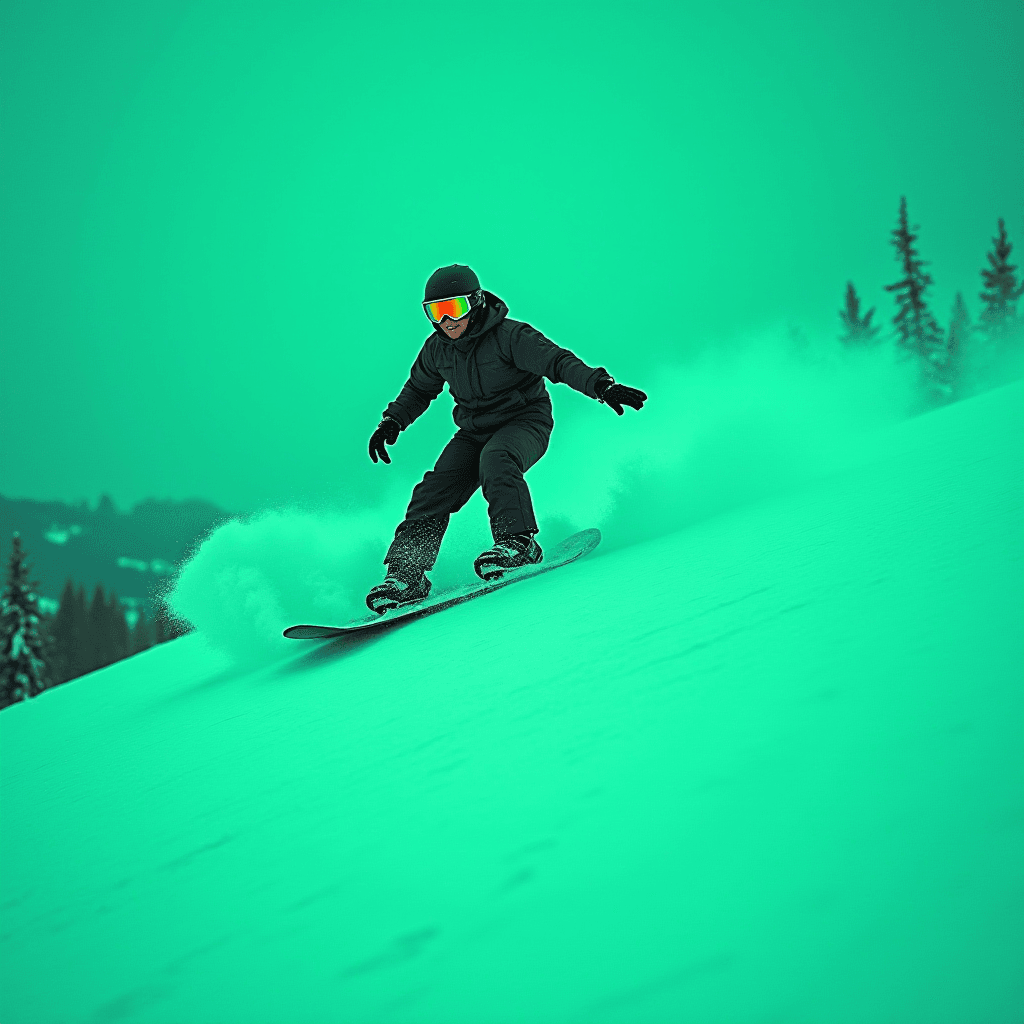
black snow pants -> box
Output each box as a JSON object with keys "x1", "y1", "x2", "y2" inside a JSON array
[{"x1": 384, "y1": 409, "x2": 553, "y2": 569}]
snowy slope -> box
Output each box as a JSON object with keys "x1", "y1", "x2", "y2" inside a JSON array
[{"x1": 1, "y1": 383, "x2": 1022, "y2": 1024}]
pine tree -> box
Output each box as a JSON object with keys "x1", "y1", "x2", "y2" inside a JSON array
[
  {"x1": 49, "y1": 583, "x2": 89, "y2": 684},
  {"x1": 884, "y1": 197, "x2": 948, "y2": 401},
  {"x1": 0, "y1": 533, "x2": 51, "y2": 708},
  {"x1": 51, "y1": 578, "x2": 80, "y2": 684},
  {"x1": 979, "y1": 218, "x2": 1023, "y2": 348},
  {"x1": 83, "y1": 583, "x2": 114, "y2": 675},
  {"x1": 72, "y1": 584, "x2": 88, "y2": 676},
  {"x1": 108, "y1": 590, "x2": 130, "y2": 663},
  {"x1": 129, "y1": 605, "x2": 153, "y2": 656},
  {"x1": 36, "y1": 609, "x2": 58, "y2": 688},
  {"x1": 96, "y1": 493, "x2": 118, "y2": 518},
  {"x1": 944, "y1": 292, "x2": 972, "y2": 400},
  {"x1": 152, "y1": 602, "x2": 169, "y2": 645},
  {"x1": 839, "y1": 282, "x2": 880, "y2": 345}
]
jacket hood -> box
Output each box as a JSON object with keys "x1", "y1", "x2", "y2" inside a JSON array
[{"x1": 434, "y1": 290, "x2": 508, "y2": 352}]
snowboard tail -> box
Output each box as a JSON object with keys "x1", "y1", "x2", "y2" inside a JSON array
[{"x1": 283, "y1": 528, "x2": 600, "y2": 639}]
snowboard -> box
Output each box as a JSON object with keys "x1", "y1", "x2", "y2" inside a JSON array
[{"x1": 283, "y1": 528, "x2": 601, "y2": 639}]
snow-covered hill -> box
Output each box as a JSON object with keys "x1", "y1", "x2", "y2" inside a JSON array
[{"x1": 2, "y1": 383, "x2": 1021, "y2": 1024}]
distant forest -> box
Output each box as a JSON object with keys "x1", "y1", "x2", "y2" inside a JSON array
[
  {"x1": 836, "y1": 201, "x2": 1022, "y2": 406},
  {"x1": 1, "y1": 199, "x2": 1021, "y2": 710},
  {"x1": 0, "y1": 496, "x2": 230, "y2": 709},
  {"x1": 0, "y1": 531, "x2": 191, "y2": 710},
  {"x1": 0, "y1": 493, "x2": 230, "y2": 615}
]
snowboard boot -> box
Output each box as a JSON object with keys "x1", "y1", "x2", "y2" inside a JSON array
[
  {"x1": 365, "y1": 560, "x2": 432, "y2": 615},
  {"x1": 474, "y1": 532, "x2": 543, "y2": 581}
]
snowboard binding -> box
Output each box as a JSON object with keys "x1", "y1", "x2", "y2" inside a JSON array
[
  {"x1": 474, "y1": 533, "x2": 543, "y2": 581},
  {"x1": 365, "y1": 565, "x2": 432, "y2": 615}
]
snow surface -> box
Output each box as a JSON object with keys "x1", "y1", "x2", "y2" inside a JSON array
[{"x1": 1, "y1": 382, "x2": 1022, "y2": 1024}]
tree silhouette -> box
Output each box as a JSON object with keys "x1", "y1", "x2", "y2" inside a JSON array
[
  {"x1": 84, "y1": 584, "x2": 113, "y2": 675},
  {"x1": 108, "y1": 590, "x2": 130, "y2": 664},
  {"x1": 41, "y1": 579, "x2": 153, "y2": 687},
  {"x1": 51, "y1": 578, "x2": 87, "y2": 683},
  {"x1": 884, "y1": 197, "x2": 948, "y2": 403},
  {"x1": 129, "y1": 605, "x2": 153, "y2": 656},
  {"x1": 979, "y1": 218, "x2": 1023, "y2": 374},
  {"x1": 0, "y1": 533, "x2": 51, "y2": 708},
  {"x1": 839, "y1": 282, "x2": 880, "y2": 345},
  {"x1": 943, "y1": 293, "x2": 973, "y2": 400},
  {"x1": 73, "y1": 585, "x2": 88, "y2": 673},
  {"x1": 96, "y1": 493, "x2": 118, "y2": 518}
]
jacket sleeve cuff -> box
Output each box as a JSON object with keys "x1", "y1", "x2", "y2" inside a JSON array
[{"x1": 589, "y1": 370, "x2": 614, "y2": 400}]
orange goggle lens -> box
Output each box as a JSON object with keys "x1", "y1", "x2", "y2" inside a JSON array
[{"x1": 424, "y1": 295, "x2": 471, "y2": 323}]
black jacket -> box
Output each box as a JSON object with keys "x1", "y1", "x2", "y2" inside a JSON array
[{"x1": 383, "y1": 292, "x2": 610, "y2": 434}]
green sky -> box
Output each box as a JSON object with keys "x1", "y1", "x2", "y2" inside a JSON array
[{"x1": 1, "y1": 0, "x2": 1021, "y2": 514}]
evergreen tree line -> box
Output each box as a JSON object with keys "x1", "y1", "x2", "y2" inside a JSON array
[
  {"x1": 840, "y1": 201, "x2": 1022, "y2": 406},
  {"x1": 1, "y1": 532, "x2": 188, "y2": 710}
]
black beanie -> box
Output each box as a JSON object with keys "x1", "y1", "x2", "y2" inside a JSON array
[{"x1": 424, "y1": 265, "x2": 481, "y2": 301}]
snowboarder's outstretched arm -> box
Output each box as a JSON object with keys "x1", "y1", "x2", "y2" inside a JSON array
[
  {"x1": 509, "y1": 326, "x2": 647, "y2": 414},
  {"x1": 382, "y1": 345, "x2": 446, "y2": 429},
  {"x1": 369, "y1": 344, "x2": 445, "y2": 464}
]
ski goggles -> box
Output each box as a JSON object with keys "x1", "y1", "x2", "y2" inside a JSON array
[{"x1": 423, "y1": 294, "x2": 472, "y2": 323}]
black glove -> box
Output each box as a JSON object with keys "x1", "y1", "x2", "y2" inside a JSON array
[
  {"x1": 368, "y1": 416, "x2": 402, "y2": 464},
  {"x1": 595, "y1": 378, "x2": 647, "y2": 416}
]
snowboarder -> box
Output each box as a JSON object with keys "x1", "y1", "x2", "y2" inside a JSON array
[{"x1": 366, "y1": 265, "x2": 647, "y2": 614}]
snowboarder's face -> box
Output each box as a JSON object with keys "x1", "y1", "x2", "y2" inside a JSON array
[{"x1": 439, "y1": 313, "x2": 470, "y2": 339}]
